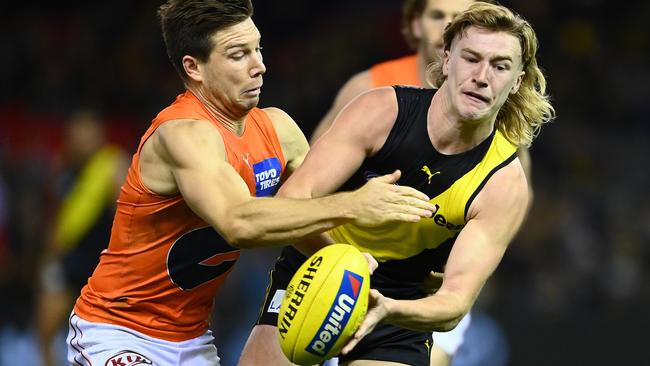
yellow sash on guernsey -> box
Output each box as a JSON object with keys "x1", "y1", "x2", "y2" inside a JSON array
[
  {"x1": 55, "y1": 145, "x2": 123, "y2": 250},
  {"x1": 328, "y1": 131, "x2": 517, "y2": 262}
]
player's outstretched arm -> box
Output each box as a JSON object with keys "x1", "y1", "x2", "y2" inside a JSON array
[
  {"x1": 150, "y1": 117, "x2": 434, "y2": 249},
  {"x1": 228, "y1": 169, "x2": 435, "y2": 247},
  {"x1": 341, "y1": 159, "x2": 529, "y2": 355}
]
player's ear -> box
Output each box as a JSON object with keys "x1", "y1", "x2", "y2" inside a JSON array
[
  {"x1": 182, "y1": 55, "x2": 203, "y2": 83},
  {"x1": 411, "y1": 17, "x2": 423, "y2": 40},
  {"x1": 510, "y1": 71, "x2": 525, "y2": 95},
  {"x1": 442, "y1": 50, "x2": 451, "y2": 77}
]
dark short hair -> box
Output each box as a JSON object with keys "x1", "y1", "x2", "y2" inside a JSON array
[
  {"x1": 401, "y1": 0, "x2": 497, "y2": 50},
  {"x1": 158, "y1": 0, "x2": 254, "y2": 82}
]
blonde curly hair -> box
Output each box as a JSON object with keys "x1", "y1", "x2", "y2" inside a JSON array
[{"x1": 427, "y1": 2, "x2": 555, "y2": 147}]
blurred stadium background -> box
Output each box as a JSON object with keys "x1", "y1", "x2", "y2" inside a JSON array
[{"x1": 0, "y1": 0, "x2": 648, "y2": 365}]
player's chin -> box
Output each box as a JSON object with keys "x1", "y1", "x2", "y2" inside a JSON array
[
  {"x1": 239, "y1": 97, "x2": 260, "y2": 110},
  {"x1": 457, "y1": 105, "x2": 491, "y2": 122}
]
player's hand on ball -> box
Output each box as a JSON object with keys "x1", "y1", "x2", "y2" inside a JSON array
[{"x1": 340, "y1": 289, "x2": 389, "y2": 355}]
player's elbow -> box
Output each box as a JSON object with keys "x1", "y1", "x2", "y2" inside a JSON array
[
  {"x1": 428, "y1": 293, "x2": 470, "y2": 332},
  {"x1": 435, "y1": 316, "x2": 463, "y2": 332},
  {"x1": 428, "y1": 310, "x2": 466, "y2": 333},
  {"x1": 526, "y1": 185, "x2": 535, "y2": 210},
  {"x1": 221, "y1": 219, "x2": 262, "y2": 249}
]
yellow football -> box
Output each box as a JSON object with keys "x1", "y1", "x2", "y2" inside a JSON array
[{"x1": 277, "y1": 244, "x2": 370, "y2": 365}]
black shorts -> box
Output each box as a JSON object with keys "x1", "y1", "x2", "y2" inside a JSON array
[
  {"x1": 256, "y1": 246, "x2": 433, "y2": 365},
  {"x1": 256, "y1": 246, "x2": 306, "y2": 326},
  {"x1": 338, "y1": 323, "x2": 432, "y2": 365}
]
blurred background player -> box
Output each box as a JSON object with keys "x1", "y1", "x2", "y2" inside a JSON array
[
  {"x1": 312, "y1": 0, "x2": 473, "y2": 142},
  {"x1": 35, "y1": 109, "x2": 128, "y2": 366}
]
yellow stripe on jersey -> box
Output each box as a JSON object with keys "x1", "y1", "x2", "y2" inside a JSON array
[
  {"x1": 54, "y1": 145, "x2": 122, "y2": 251},
  {"x1": 328, "y1": 131, "x2": 517, "y2": 262}
]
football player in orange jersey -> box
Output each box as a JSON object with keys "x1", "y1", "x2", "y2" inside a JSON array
[{"x1": 65, "y1": 1, "x2": 436, "y2": 365}]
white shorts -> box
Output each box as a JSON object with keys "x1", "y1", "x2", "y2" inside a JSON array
[
  {"x1": 432, "y1": 312, "x2": 472, "y2": 356},
  {"x1": 67, "y1": 312, "x2": 220, "y2": 366}
]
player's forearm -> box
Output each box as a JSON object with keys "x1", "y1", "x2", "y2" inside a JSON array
[
  {"x1": 383, "y1": 292, "x2": 469, "y2": 332},
  {"x1": 225, "y1": 193, "x2": 356, "y2": 248}
]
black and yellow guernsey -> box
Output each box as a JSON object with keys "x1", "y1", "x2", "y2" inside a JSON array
[
  {"x1": 287, "y1": 86, "x2": 517, "y2": 300},
  {"x1": 331, "y1": 86, "x2": 518, "y2": 299}
]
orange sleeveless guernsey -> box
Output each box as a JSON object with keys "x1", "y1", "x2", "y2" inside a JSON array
[
  {"x1": 369, "y1": 54, "x2": 422, "y2": 88},
  {"x1": 74, "y1": 91, "x2": 286, "y2": 342}
]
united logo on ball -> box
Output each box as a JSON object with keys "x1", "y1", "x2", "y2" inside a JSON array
[
  {"x1": 306, "y1": 269, "x2": 364, "y2": 356},
  {"x1": 278, "y1": 244, "x2": 370, "y2": 366}
]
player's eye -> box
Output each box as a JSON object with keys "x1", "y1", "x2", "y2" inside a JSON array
[
  {"x1": 428, "y1": 10, "x2": 445, "y2": 20},
  {"x1": 230, "y1": 51, "x2": 245, "y2": 60}
]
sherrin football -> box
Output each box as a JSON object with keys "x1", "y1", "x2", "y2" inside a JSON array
[{"x1": 277, "y1": 244, "x2": 370, "y2": 365}]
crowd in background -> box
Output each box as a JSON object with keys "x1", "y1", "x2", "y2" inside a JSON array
[{"x1": 0, "y1": 0, "x2": 648, "y2": 365}]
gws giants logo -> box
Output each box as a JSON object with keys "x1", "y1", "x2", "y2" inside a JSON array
[
  {"x1": 105, "y1": 351, "x2": 152, "y2": 366},
  {"x1": 306, "y1": 270, "x2": 364, "y2": 356}
]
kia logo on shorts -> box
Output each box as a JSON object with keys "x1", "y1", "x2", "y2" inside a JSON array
[{"x1": 105, "y1": 350, "x2": 153, "y2": 366}]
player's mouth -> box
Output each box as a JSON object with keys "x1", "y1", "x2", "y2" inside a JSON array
[
  {"x1": 463, "y1": 91, "x2": 489, "y2": 103},
  {"x1": 244, "y1": 85, "x2": 262, "y2": 96}
]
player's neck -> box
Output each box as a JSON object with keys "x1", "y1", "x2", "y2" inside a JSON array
[
  {"x1": 188, "y1": 86, "x2": 247, "y2": 136},
  {"x1": 428, "y1": 85, "x2": 495, "y2": 154}
]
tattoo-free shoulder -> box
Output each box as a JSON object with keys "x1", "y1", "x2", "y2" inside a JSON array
[
  {"x1": 262, "y1": 107, "x2": 309, "y2": 167},
  {"x1": 466, "y1": 158, "x2": 528, "y2": 221}
]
